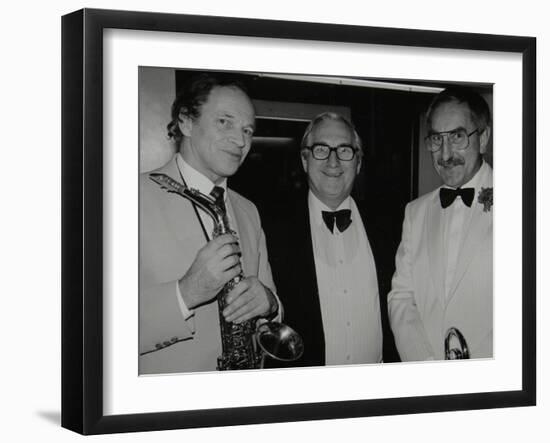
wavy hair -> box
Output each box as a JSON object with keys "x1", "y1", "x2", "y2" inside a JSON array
[
  {"x1": 166, "y1": 73, "x2": 249, "y2": 144},
  {"x1": 426, "y1": 87, "x2": 491, "y2": 133}
]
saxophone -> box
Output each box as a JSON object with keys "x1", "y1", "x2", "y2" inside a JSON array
[{"x1": 149, "y1": 173, "x2": 304, "y2": 370}]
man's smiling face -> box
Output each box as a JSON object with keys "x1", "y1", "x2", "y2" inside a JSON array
[
  {"x1": 429, "y1": 100, "x2": 487, "y2": 188},
  {"x1": 179, "y1": 85, "x2": 255, "y2": 184},
  {"x1": 301, "y1": 118, "x2": 361, "y2": 210}
]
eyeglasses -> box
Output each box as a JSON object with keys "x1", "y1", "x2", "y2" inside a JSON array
[
  {"x1": 304, "y1": 144, "x2": 358, "y2": 161},
  {"x1": 425, "y1": 128, "x2": 479, "y2": 152}
]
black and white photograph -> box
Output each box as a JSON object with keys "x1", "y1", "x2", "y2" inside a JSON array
[
  {"x1": 138, "y1": 67, "x2": 494, "y2": 375},
  {"x1": 6, "y1": 0, "x2": 550, "y2": 440},
  {"x1": 53, "y1": 4, "x2": 540, "y2": 438}
]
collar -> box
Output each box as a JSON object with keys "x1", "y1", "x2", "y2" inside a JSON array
[
  {"x1": 176, "y1": 153, "x2": 228, "y2": 202},
  {"x1": 308, "y1": 190, "x2": 351, "y2": 227}
]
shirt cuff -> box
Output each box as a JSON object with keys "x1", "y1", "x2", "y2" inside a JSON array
[{"x1": 176, "y1": 281, "x2": 195, "y2": 322}]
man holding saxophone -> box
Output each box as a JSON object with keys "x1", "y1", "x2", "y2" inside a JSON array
[{"x1": 139, "y1": 74, "x2": 280, "y2": 374}]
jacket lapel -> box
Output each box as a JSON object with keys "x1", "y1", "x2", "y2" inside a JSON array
[
  {"x1": 293, "y1": 194, "x2": 325, "y2": 365},
  {"x1": 426, "y1": 191, "x2": 446, "y2": 304},
  {"x1": 154, "y1": 156, "x2": 209, "y2": 248},
  {"x1": 449, "y1": 167, "x2": 493, "y2": 298},
  {"x1": 448, "y1": 205, "x2": 489, "y2": 297},
  {"x1": 226, "y1": 193, "x2": 252, "y2": 276},
  {"x1": 298, "y1": 197, "x2": 320, "y2": 307}
]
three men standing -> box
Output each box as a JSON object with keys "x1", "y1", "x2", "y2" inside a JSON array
[{"x1": 139, "y1": 75, "x2": 493, "y2": 372}]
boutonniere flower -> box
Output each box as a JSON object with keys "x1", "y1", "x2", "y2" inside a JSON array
[{"x1": 477, "y1": 187, "x2": 493, "y2": 212}]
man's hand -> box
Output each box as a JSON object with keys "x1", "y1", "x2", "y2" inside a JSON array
[
  {"x1": 222, "y1": 277, "x2": 278, "y2": 323},
  {"x1": 178, "y1": 233, "x2": 241, "y2": 309}
]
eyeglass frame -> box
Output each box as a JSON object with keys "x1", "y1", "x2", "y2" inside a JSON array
[
  {"x1": 303, "y1": 143, "x2": 360, "y2": 161},
  {"x1": 425, "y1": 128, "x2": 480, "y2": 153}
]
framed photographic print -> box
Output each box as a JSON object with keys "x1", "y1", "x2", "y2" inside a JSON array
[{"x1": 62, "y1": 8, "x2": 536, "y2": 435}]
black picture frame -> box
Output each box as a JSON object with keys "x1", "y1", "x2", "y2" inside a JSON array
[{"x1": 61, "y1": 8, "x2": 536, "y2": 435}]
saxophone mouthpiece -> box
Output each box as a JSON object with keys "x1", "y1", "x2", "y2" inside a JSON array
[{"x1": 149, "y1": 173, "x2": 186, "y2": 194}]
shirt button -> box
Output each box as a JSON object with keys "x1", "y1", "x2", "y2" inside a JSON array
[
  {"x1": 346, "y1": 355, "x2": 351, "y2": 361},
  {"x1": 343, "y1": 289, "x2": 348, "y2": 294},
  {"x1": 347, "y1": 321, "x2": 351, "y2": 327},
  {"x1": 339, "y1": 259, "x2": 344, "y2": 265}
]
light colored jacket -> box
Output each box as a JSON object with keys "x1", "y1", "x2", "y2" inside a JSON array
[
  {"x1": 388, "y1": 164, "x2": 493, "y2": 361},
  {"x1": 139, "y1": 155, "x2": 276, "y2": 374}
]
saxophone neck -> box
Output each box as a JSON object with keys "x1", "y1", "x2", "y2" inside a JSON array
[
  {"x1": 148, "y1": 173, "x2": 228, "y2": 230},
  {"x1": 186, "y1": 188, "x2": 226, "y2": 228}
]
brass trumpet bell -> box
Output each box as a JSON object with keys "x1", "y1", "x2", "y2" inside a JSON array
[{"x1": 444, "y1": 327, "x2": 470, "y2": 360}]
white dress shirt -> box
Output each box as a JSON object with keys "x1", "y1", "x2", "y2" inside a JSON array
[{"x1": 308, "y1": 191, "x2": 383, "y2": 365}]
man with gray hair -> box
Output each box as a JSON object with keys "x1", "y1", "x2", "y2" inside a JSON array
[
  {"x1": 265, "y1": 112, "x2": 383, "y2": 367},
  {"x1": 388, "y1": 87, "x2": 493, "y2": 361}
]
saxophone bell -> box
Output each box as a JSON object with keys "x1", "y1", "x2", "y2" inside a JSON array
[{"x1": 256, "y1": 321, "x2": 304, "y2": 362}]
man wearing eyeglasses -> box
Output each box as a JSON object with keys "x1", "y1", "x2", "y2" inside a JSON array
[
  {"x1": 265, "y1": 112, "x2": 383, "y2": 367},
  {"x1": 388, "y1": 87, "x2": 493, "y2": 361}
]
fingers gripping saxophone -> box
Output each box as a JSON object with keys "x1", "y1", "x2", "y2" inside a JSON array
[
  {"x1": 209, "y1": 185, "x2": 262, "y2": 370},
  {"x1": 149, "y1": 173, "x2": 304, "y2": 370}
]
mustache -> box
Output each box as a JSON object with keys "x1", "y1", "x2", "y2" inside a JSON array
[{"x1": 437, "y1": 157, "x2": 465, "y2": 168}]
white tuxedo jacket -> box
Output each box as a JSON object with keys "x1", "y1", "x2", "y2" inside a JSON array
[{"x1": 388, "y1": 164, "x2": 493, "y2": 361}]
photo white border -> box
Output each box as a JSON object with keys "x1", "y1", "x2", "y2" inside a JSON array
[{"x1": 103, "y1": 28, "x2": 523, "y2": 415}]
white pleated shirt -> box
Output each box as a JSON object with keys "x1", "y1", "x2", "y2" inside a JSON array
[{"x1": 308, "y1": 191, "x2": 383, "y2": 365}]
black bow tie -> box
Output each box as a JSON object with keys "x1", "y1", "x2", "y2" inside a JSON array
[
  {"x1": 439, "y1": 187, "x2": 475, "y2": 208},
  {"x1": 322, "y1": 209, "x2": 352, "y2": 233}
]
